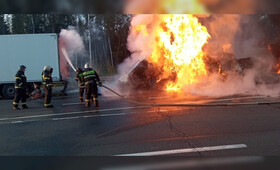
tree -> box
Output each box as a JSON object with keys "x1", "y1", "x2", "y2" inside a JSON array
[
  {"x1": 53, "y1": 14, "x2": 76, "y2": 33},
  {"x1": 103, "y1": 15, "x2": 131, "y2": 65},
  {"x1": 0, "y1": 14, "x2": 10, "y2": 34},
  {"x1": 11, "y1": 14, "x2": 28, "y2": 34}
]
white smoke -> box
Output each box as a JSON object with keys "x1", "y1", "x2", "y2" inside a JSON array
[
  {"x1": 59, "y1": 27, "x2": 85, "y2": 59},
  {"x1": 100, "y1": 15, "x2": 158, "y2": 96},
  {"x1": 194, "y1": 14, "x2": 280, "y2": 97},
  {"x1": 59, "y1": 27, "x2": 85, "y2": 81},
  {"x1": 203, "y1": 15, "x2": 241, "y2": 59},
  {"x1": 117, "y1": 15, "x2": 159, "y2": 79}
]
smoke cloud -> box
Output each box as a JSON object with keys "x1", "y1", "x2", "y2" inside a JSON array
[
  {"x1": 59, "y1": 27, "x2": 85, "y2": 80},
  {"x1": 118, "y1": 15, "x2": 157, "y2": 77},
  {"x1": 59, "y1": 27, "x2": 85, "y2": 59}
]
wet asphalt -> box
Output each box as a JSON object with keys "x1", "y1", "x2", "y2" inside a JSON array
[{"x1": 0, "y1": 89, "x2": 280, "y2": 158}]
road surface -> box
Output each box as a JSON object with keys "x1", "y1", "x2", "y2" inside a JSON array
[{"x1": 1, "y1": 89, "x2": 280, "y2": 168}]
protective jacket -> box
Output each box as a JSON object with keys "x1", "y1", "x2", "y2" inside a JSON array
[
  {"x1": 15, "y1": 71, "x2": 27, "y2": 89},
  {"x1": 83, "y1": 68, "x2": 101, "y2": 84},
  {"x1": 75, "y1": 70, "x2": 85, "y2": 86},
  {"x1": 42, "y1": 70, "x2": 53, "y2": 86}
]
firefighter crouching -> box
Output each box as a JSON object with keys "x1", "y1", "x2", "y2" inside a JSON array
[
  {"x1": 83, "y1": 63, "x2": 102, "y2": 107},
  {"x1": 75, "y1": 68, "x2": 85, "y2": 103},
  {"x1": 13, "y1": 65, "x2": 29, "y2": 110},
  {"x1": 42, "y1": 66, "x2": 54, "y2": 108}
]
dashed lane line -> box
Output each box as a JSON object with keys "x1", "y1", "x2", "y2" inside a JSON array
[
  {"x1": 6, "y1": 112, "x2": 127, "y2": 124},
  {"x1": 115, "y1": 144, "x2": 247, "y2": 156},
  {"x1": 0, "y1": 106, "x2": 150, "y2": 122},
  {"x1": 52, "y1": 116, "x2": 81, "y2": 121}
]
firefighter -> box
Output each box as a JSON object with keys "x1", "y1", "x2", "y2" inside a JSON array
[
  {"x1": 13, "y1": 65, "x2": 28, "y2": 110},
  {"x1": 83, "y1": 63, "x2": 102, "y2": 107},
  {"x1": 75, "y1": 67, "x2": 85, "y2": 103},
  {"x1": 42, "y1": 65, "x2": 54, "y2": 108}
]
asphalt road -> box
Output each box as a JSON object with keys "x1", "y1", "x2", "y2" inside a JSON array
[{"x1": 1, "y1": 88, "x2": 280, "y2": 162}]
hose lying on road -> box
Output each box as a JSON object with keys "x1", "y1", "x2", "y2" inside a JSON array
[{"x1": 101, "y1": 84, "x2": 280, "y2": 107}]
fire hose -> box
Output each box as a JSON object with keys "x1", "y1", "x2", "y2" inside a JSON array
[{"x1": 101, "y1": 84, "x2": 280, "y2": 107}]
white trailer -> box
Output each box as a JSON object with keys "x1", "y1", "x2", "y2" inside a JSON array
[{"x1": 0, "y1": 33, "x2": 61, "y2": 98}]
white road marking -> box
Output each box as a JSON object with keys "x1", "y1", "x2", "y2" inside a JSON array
[
  {"x1": 115, "y1": 144, "x2": 247, "y2": 156},
  {"x1": 83, "y1": 113, "x2": 126, "y2": 118},
  {"x1": 11, "y1": 121, "x2": 24, "y2": 124},
  {"x1": 62, "y1": 102, "x2": 84, "y2": 106},
  {"x1": 0, "y1": 106, "x2": 150, "y2": 122},
  {"x1": 1, "y1": 112, "x2": 128, "y2": 124},
  {"x1": 100, "y1": 113, "x2": 126, "y2": 117},
  {"x1": 53, "y1": 116, "x2": 81, "y2": 121}
]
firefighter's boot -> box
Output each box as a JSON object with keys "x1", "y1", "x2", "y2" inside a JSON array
[
  {"x1": 22, "y1": 104, "x2": 29, "y2": 109},
  {"x1": 94, "y1": 98, "x2": 99, "y2": 107},
  {"x1": 45, "y1": 104, "x2": 54, "y2": 108},
  {"x1": 85, "y1": 100, "x2": 90, "y2": 108},
  {"x1": 13, "y1": 106, "x2": 20, "y2": 111},
  {"x1": 47, "y1": 105, "x2": 54, "y2": 108}
]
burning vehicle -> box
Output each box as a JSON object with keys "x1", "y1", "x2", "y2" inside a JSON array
[
  {"x1": 119, "y1": 55, "x2": 253, "y2": 91},
  {"x1": 118, "y1": 14, "x2": 280, "y2": 93}
]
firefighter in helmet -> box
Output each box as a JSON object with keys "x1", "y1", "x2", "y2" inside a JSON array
[
  {"x1": 75, "y1": 67, "x2": 85, "y2": 103},
  {"x1": 82, "y1": 63, "x2": 102, "y2": 107},
  {"x1": 42, "y1": 65, "x2": 54, "y2": 108},
  {"x1": 13, "y1": 65, "x2": 28, "y2": 110}
]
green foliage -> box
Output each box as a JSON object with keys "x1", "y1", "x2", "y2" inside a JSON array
[
  {"x1": 0, "y1": 14, "x2": 10, "y2": 34},
  {"x1": 11, "y1": 14, "x2": 28, "y2": 34}
]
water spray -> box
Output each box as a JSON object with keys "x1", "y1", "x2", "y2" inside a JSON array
[{"x1": 61, "y1": 47, "x2": 77, "y2": 72}]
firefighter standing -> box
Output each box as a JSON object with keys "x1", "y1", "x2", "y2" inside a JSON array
[
  {"x1": 42, "y1": 66, "x2": 54, "y2": 108},
  {"x1": 13, "y1": 65, "x2": 29, "y2": 110},
  {"x1": 75, "y1": 68, "x2": 85, "y2": 103},
  {"x1": 83, "y1": 63, "x2": 102, "y2": 107}
]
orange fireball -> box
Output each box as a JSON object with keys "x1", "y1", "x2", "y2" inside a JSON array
[{"x1": 148, "y1": 15, "x2": 211, "y2": 92}]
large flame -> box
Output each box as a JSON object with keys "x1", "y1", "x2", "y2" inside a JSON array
[
  {"x1": 147, "y1": 14, "x2": 210, "y2": 92},
  {"x1": 276, "y1": 62, "x2": 280, "y2": 74}
]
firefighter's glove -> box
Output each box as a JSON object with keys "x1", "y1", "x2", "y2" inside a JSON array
[
  {"x1": 98, "y1": 82, "x2": 103, "y2": 87},
  {"x1": 47, "y1": 84, "x2": 53, "y2": 89}
]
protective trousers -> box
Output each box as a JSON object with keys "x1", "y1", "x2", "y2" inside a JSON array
[
  {"x1": 43, "y1": 85, "x2": 52, "y2": 107},
  {"x1": 13, "y1": 88, "x2": 27, "y2": 107},
  {"x1": 85, "y1": 82, "x2": 98, "y2": 107},
  {"x1": 79, "y1": 87, "x2": 85, "y2": 102}
]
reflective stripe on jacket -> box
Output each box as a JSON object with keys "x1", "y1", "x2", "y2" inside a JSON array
[
  {"x1": 42, "y1": 70, "x2": 53, "y2": 85},
  {"x1": 14, "y1": 71, "x2": 27, "y2": 89}
]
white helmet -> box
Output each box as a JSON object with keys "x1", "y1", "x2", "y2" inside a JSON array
[
  {"x1": 84, "y1": 63, "x2": 90, "y2": 69},
  {"x1": 44, "y1": 65, "x2": 51, "y2": 71}
]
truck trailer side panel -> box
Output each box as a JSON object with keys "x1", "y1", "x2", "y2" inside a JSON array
[{"x1": 0, "y1": 34, "x2": 60, "y2": 83}]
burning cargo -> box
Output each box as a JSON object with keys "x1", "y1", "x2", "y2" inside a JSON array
[
  {"x1": 118, "y1": 55, "x2": 255, "y2": 91},
  {"x1": 119, "y1": 60, "x2": 167, "y2": 91}
]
